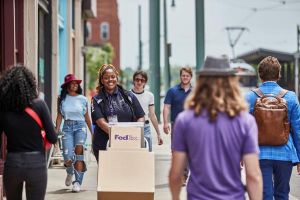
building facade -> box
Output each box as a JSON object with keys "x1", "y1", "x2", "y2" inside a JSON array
[
  {"x1": 86, "y1": 0, "x2": 120, "y2": 68},
  {"x1": 0, "y1": 0, "x2": 96, "y2": 187}
]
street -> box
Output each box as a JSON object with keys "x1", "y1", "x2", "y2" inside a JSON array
[{"x1": 291, "y1": 168, "x2": 300, "y2": 199}]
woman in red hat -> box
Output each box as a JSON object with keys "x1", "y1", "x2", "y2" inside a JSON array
[{"x1": 55, "y1": 74, "x2": 93, "y2": 192}]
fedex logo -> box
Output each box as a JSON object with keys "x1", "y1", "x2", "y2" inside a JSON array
[{"x1": 114, "y1": 134, "x2": 140, "y2": 141}]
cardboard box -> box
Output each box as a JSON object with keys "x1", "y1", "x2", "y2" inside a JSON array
[
  {"x1": 97, "y1": 150, "x2": 155, "y2": 200},
  {"x1": 109, "y1": 122, "x2": 144, "y2": 149},
  {"x1": 98, "y1": 192, "x2": 154, "y2": 200}
]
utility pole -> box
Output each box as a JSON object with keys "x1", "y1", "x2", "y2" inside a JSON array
[
  {"x1": 225, "y1": 26, "x2": 248, "y2": 59},
  {"x1": 295, "y1": 25, "x2": 300, "y2": 98},
  {"x1": 295, "y1": 53, "x2": 299, "y2": 97},
  {"x1": 149, "y1": 0, "x2": 161, "y2": 121},
  {"x1": 195, "y1": 0, "x2": 205, "y2": 71},
  {"x1": 297, "y1": 24, "x2": 300, "y2": 53},
  {"x1": 163, "y1": 0, "x2": 171, "y2": 92},
  {"x1": 138, "y1": 5, "x2": 142, "y2": 70}
]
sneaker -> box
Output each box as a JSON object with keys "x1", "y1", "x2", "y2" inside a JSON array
[
  {"x1": 65, "y1": 174, "x2": 73, "y2": 186},
  {"x1": 72, "y1": 182, "x2": 81, "y2": 192}
]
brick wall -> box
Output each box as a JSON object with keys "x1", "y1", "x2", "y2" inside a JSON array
[{"x1": 87, "y1": 0, "x2": 120, "y2": 69}]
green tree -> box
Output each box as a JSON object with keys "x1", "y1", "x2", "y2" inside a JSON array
[{"x1": 86, "y1": 44, "x2": 114, "y2": 91}]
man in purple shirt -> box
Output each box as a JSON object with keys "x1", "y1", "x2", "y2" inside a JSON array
[{"x1": 169, "y1": 56, "x2": 262, "y2": 200}]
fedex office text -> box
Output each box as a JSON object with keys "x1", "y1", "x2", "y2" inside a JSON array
[{"x1": 114, "y1": 134, "x2": 140, "y2": 141}]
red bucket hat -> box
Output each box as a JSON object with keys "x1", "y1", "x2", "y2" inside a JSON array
[{"x1": 61, "y1": 74, "x2": 82, "y2": 88}]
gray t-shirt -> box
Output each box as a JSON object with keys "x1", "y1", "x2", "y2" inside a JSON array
[{"x1": 172, "y1": 109, "x2": 259, "y2": 200}]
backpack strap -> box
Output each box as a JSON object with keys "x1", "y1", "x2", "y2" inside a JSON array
[
  {"x1": 252, "y1": 88, "x2": 264, "y2": 98},
  {"x1": 118, "y1": 86, "x2": 136, "y2": 121},
  {"x1": 276, "y1": 89, "x2": 288, "y2": 98}
]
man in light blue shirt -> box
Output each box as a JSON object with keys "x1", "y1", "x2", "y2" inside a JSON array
[{"x1": 246, "y1": 56, "x2": 300, "y2": 200}]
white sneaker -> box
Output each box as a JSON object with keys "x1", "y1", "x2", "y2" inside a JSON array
[
  {"x1": 65, "y1": 174, "x2": 73, "y2": 186},
  {"x1": 72, "y1": 182, "x2": 81, "y2": 192}
]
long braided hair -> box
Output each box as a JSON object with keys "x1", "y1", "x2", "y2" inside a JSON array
[
  {"x1": 96, "y1": 64, "x2": 119, "y2": 93},
  {"x1": 0, "y1": 65, "x2": 38, "y2": 112}
]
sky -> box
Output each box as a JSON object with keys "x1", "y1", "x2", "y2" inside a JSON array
[{"x1": 118, "y1": 0, "x2": 300, "y2": 69}]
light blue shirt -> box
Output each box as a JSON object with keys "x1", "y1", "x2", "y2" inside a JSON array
[
  {"x1": 61, "y1": 94, "x2": 87, "y2": 121},
  {"x1": 246, "y1": 82, "x2": 300, "y2": 163}
]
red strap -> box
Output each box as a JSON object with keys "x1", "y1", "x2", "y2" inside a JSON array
[{"x1": 25, "y1": 107, "x2": 43, "y2": 128}]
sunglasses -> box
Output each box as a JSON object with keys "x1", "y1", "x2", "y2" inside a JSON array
[{"x1": 134, "y1": 78, "x2": 146, "y2": 83}]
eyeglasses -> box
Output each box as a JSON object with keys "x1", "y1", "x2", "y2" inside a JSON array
[{"x1": 134, "y1": 78, "x2": 146, "y2": 83}]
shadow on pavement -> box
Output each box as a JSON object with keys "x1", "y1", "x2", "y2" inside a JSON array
[
  {"x1": 155, "y1": 183, "x2": 169, "y2": 189},
  {"x1": 47, "y1": 189, "x2": 78, "y2": 194}
]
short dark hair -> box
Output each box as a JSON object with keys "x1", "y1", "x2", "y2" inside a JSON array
[
  {"x1": 133, "y1": 70, "x2": 148, "y2": 82},
  {"x1": 0, "y1": 65, "x2": 38, "y2": 112},
  {"x1": 180, "y1": 67, "x2": 193, "y2": 77},
  {"x1": 258, "y1": 56, "x2": 281, "y2": 81}
]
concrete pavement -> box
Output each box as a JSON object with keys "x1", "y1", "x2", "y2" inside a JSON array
[
  {"x1": 290, "y1": 168, "x2": 300, "y2": 199},
  {"x1": 45, "y1": 129, "x2": 187, "y2": 200},
  {"x1": 44, "y1": 124, "x2": 300, "y2": 200}
]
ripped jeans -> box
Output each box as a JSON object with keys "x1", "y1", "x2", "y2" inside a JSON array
[
  {"x1": 144, "y1": 124, "x2": 152, "y2": 152},
  {"x1": 62, "y1": 120, "x2": 87, "y2": 185}
]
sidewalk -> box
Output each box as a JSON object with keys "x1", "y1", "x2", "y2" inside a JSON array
[
  {"x1": 44, "y1": 123, "x2": 300, "y2": 200},
  {"x1": 45, "y1": 126, "x2": 187, "y2": 200}
]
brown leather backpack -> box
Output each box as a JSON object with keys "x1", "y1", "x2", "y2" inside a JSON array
[{"x1": 252, "y1": 89, "x2": 290, "y2": 146}]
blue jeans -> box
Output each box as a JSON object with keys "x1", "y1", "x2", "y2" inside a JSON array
[
  {"x1": 144, "y1": 124, "x2": 152, "y2": 152},
  {"x1": 62, "y1": 120, "x2": 87, "y2": 185},
  {"x1": 260, "y1": 160, "x2": 293, "y2": 200}
]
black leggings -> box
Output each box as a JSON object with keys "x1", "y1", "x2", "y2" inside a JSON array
[
  {"x1": 4, "y1": 152, "x2": 47, "y2": 200},
  {"x1": 92, "y1": 132, "x2": 109, "y2": 163}
]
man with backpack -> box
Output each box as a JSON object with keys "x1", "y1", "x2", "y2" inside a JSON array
[{"x1": 246, "y1": 56, "x2": 300, "y2": 200}]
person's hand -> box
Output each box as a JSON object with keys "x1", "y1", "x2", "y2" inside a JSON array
[
  {"x1": 55, "y1": 127, "x2": 59, "y2": 134},
  {"x1": 90, "y1": 146, "x2": 94, "y2": 155},
  {"x1": 297, "y1": 163, "x2": 300, "y2": 175},
  {"x1": 157, "y1": 135, "x2": 163, "y2": 145},
  {"x1": 53, "y1": 143, "x2": 61, "y2": 155},
  {"x1": 240, "y1": 161, "x2": 244, "y2": 170},
  {"x1": 163, "y1": 123, "x2": 170, "y2": 135}
]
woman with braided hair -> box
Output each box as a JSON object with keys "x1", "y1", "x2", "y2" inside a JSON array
[
  {"x1": 0, "y1": 65, "x2": 57, "y2": 200},
  {"x1": 91, "y1": 64, "x2": 145, "y2": 162}
]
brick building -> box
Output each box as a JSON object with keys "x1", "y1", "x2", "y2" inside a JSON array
[{"x1": 86, "y1": 0, "x2": 120, "y2": 68}]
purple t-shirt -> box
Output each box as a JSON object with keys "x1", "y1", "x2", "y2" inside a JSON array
[{"x1": 172, "y1": 109, "x2": 259, "y2": 200}]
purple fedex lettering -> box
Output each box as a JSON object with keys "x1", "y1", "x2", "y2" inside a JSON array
[
  {"x1": 114, "y1": 134, "x2": 139, "y2": 141},
  {"x1": 115, "y1": 134, "x2": 129, "y2": 140}
]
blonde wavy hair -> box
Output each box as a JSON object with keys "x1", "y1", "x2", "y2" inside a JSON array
[
  {"x1": 185, "y1": 76, "x2": 247, "y2": 121},
  {"x1": 97, "y1": 64, "x2": 119, "y2": 92}
]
